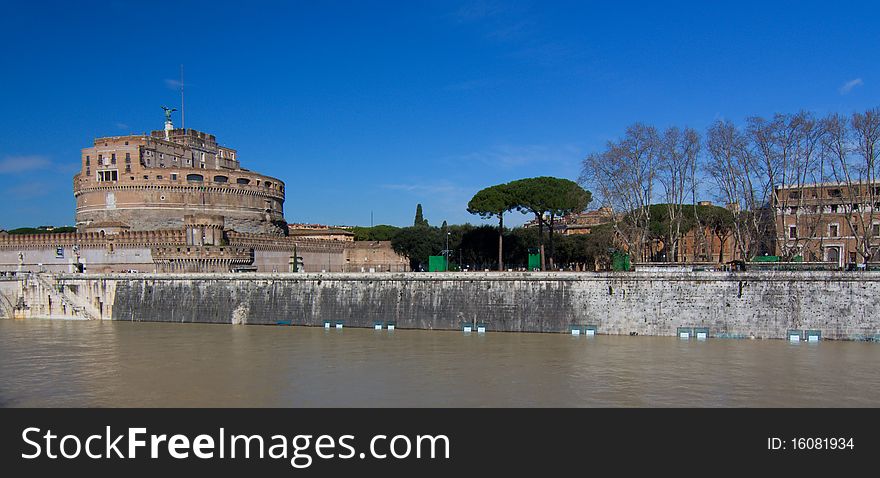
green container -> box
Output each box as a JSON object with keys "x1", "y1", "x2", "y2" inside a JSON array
[
  {"x1": 751, "y1": 255, "x2": 780, "y2": 263},
  {"x1": 428, "y1": 255, "x2": 447, "y2": 272},
  {"x1": 612, "y1": 252, "x2": 631, "y2": 271},
  {"x1": 527, "y1": 253, "x2": 541, "y2": 271}
]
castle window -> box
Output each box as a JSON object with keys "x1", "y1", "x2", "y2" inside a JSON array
[
  {"x1": 157, "y1": 175, "x2": 163, "y2": 180},
  {"x1": 186, "y1": 174, "x2": 204, "y2": 182},
  {"x1": 111, "y1": 153, "x2": 116, "y2": 164},
  {"x1": 874, "y1": 224, "x2": 880, "y2": 236},
  {"x1": 265, "y1": 181, "x2": 272, "y2": 188},
  {"x1": 125, "y1": 153, "x2": 131, "y2": 162},
  {"x1": 97, "y1": 170, "x2": 118, "y2": 182},
  {"x1": 788, "y1": 191, "x2": 801, "y2": 199},
  {"x1": 213, "y1": 175, "x2": 228, "y2": 183},
  {"x1": 829, "y1": 188, "x2": 842, "y2": 198},
  {"x1": 171, "y1": 173, "x2": 178, "y2": 181},
  {"x1": 85, "y1": 156, "x2": 90, "y2": 165},
  {"x1": 830, "y1": 224, "x2": 839, "y2": 237},
  {"x1": 125, "y1": 165, "x2": 131, "y2": 173},
  {"x1": 788, "y1": 225, "x2": 797, "y2": 239},
  {"x1": 236, "y1": 178, "x2": 250, "y2": 185},
  {"x1": 143, "y1": 175, "x2": 148, "y2": 179},
  {"x1": 124, "y1": 141, "x2": 129, "y2": 146}
]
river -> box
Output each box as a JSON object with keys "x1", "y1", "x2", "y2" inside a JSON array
[{"x1": 1, "y1": 319, "x2": 878, "y2": 407}]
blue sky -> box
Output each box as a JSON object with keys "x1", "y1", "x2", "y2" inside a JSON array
[{"x1": 1, "y1": 0, "x2": 878, "y2": 229}]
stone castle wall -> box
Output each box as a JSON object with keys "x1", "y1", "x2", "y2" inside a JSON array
[
  {"x1": 74, "y1": 132, "x2": 285, "y2": 235},
  {"x1": 0, "y1": 230, "x2": 363, "y2": 273},
  {"x1": 25, "y1": 271, "x2": 880, "y2": 340},
  {"x1": 75, "y1": 178, "x2": 285, "y2": 235}
]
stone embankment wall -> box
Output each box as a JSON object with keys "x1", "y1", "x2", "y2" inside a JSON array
[
  {"x1": 0, "y1": 278, "x2": 21, "y2": 319},
  {"x1": 23, "y1": 271, "x2": 879, "y2": 340}
]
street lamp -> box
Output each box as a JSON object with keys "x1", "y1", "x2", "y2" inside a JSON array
[{"x1": 445, "y1": 229, "x2": 450, "y2": 272}]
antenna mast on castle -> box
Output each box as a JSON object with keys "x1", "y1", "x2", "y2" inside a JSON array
[{"x1": 180, "y1": 64, "x2": 185, "y2": 130}]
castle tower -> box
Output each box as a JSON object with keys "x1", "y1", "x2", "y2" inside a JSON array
[{"x1": 73, "y1": 121, "x2": 286, "y2": 235}]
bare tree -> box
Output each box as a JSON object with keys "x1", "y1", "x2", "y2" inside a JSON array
[
  {"x1": 824, "y1": 108, "x2": 880, "y2": 265},
  {"x1": 580, "y1": 124, "x2": 659, "y2": 262},
  {"x1": 705, "y1": 119, "x2": 756, "y2": 260},
  {"x1": 763, "y1": 112, "x2": 827, "y2": 259},
  {"x1": 744, "y1": 115, "x2": 797, "y2": 257},
  {"x1": 657, "y1": 127, "x2": 700, "y2": 261}
]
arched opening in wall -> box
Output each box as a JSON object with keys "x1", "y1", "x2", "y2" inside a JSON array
[
  {"x1": 213, "y1": 175, "x2": 228, "y2": 183},
  {"x1": 264, "y1": 181, "x2": 272, "y2": 188},
  {"x1": 186, "y1": 174, "x2": 204, "y2": 182},
  {"x1": 236, "y1": 178, "x2": 250, "y2": 185}
]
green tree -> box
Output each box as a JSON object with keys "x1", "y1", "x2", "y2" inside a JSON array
[
  {"x1": 391, "y1": 226, "x2": 443, "y2": 271},
  {"x1": 413, "y1": 204, "x2": 429, "y2": 227},
  {"x1": 697, "y1": 205, "x2": 735, "y2": 263},
  {"x1": 506, "y1": 227, "x2": 541, "y2": 268},
  {"x1": 7, "y1": 226, "x2": 77, "y2": 234},
  {"x1": 508, "y1": 177, "x2": 592, "y2": 269},
  {"x1": 351, "y1": 225, "x2": 400, "y2": 241},
  {"x1": 643, "y1": 203, "x2": 735, "y2": 262},
  {"x1": 459, "y1": 225, "x2": 499, "y2": 269},
  {"x1": 467, "y1": 183, "x2": 517, "y2": 271}
]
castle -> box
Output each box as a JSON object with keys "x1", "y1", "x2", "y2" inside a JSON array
[
  {"x1": 75, "y1": 114, "x2": 286, "y2": 235},
  {"x1": 0, "y1": 113, "x2": 408, "y2": 274}
]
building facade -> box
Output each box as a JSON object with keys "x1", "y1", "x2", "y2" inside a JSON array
[{"x1": 774, "y1": 182, "x2": 880, "y2": 267}]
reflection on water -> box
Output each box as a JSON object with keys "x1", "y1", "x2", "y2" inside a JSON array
[{"x1": 1, "y1": 319, "x2": 878, "y2": 407}]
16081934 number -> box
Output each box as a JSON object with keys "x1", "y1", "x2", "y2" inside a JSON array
[{"x1": 791, "y1": 438, "x2": 854, "y2": 450}]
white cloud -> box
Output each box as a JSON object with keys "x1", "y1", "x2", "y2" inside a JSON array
[
  {"x1": 379, "y1": 181, "x2": 476, "y2": 225},
  {"x1": 454, "y1": 0, "x2": 507, "y2": 22},
  {"x1": 164, "y1": 78, "x2": 183, "y2": 90},
  {"x1": 0, "y1": 155, "x2": 53, "y2": 174},
  {"x1": 7, "y1": 181, "x2": 53, "y2": 198},
  {"x1": 839, "y1": 78, "x2": 863, "y2": 94},
  {"x1": 450, "y1": 144, "x2": 582, "y2": 169},
  {"x1": 381, "y1": 183, "x2": 463, "y2": 195}
]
